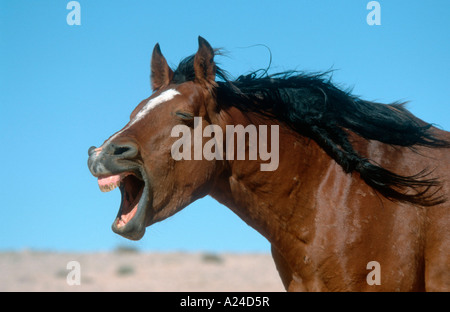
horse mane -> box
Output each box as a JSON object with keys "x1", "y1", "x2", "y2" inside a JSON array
[{"x1": 172, "y1": 53, "x2": 450, "y2": 206}]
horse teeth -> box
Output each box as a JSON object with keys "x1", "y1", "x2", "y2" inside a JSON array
[
  {"x1": 99, "y1": 181, "x2": 120, "y2": 192},
  {"x1": 98, "y1": 174, "x2": 123, "y2": 192}
]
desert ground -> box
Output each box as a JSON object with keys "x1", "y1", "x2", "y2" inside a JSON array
[{"x1": 0, "y1": 249, "x2": 285, "y2": 292}]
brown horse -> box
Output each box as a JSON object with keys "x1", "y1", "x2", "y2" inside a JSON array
[{"x1": 88, "y1": 37, "x2": 450, "y2": 291}]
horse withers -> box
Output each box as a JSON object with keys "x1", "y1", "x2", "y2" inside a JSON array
[{"x1": 88, "y1": 37, "x2": 450, "y2": 291}]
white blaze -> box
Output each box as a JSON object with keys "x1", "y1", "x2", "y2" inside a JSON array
[
  {"x1": 105, "y1": 89, "x2": 181, "y2": 145},
  {"x1": 134, "y1": 89, "x2": 181, "y2": 123}
]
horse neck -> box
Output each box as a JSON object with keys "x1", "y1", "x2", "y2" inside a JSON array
[{"x1": 209, "y1": 108, "x2": 335, "y2": 246}]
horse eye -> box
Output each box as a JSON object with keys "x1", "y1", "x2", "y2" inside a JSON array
[{"x1": 175, "y1": 111, "x2": 194, "y2": 121}]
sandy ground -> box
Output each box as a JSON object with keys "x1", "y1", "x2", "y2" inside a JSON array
[{"x1": 0, "y1": 250, "x2": 285, "y2": 292}]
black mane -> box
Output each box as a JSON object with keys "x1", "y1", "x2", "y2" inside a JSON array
[{"x1": 172, "y1": 54, "x2": 449, "y2": 206}]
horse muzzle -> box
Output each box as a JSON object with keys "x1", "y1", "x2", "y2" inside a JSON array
[
  {"x1": 88, "y1": 143, "x2": 139, "y2": 177},
  {"x1": 87, "y1": 142, "x2": 152, "y2": 241}
]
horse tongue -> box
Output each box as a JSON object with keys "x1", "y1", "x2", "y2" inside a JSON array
[{"x1": 98, "y1": 175, "x2": 122, "y2": 192}]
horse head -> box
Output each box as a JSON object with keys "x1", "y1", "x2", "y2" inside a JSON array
[{"x1": 87, "y1": 37, "x2": 223, "y2": 240}]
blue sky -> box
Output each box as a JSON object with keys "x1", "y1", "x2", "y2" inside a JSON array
[{"x1": 0, "y1": 1, "x2": 449, "y2": 253}]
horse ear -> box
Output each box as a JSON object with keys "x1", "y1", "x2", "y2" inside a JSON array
[
  {"x1": 151, "y1": 43, "x2": 174, "y2": 91},
  {"x1": 194, "y1": 36, "x2": 216, "y2": 85}
]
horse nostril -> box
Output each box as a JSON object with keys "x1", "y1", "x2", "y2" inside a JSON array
[
  {"x1": 113, "y1": 146, "x2": 131, "y2": 155},
  {"x1": 111, "y1": 144, "x2": 138, "y2": 158}
]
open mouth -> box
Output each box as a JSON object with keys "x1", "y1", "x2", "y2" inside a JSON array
[{"x1": 97, "y1": 170, "x2": 149, "y2": 240}]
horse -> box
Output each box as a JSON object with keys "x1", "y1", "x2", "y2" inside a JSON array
[{"x1": 87, "y1": 37, "x2": 450, "y2": 291}]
